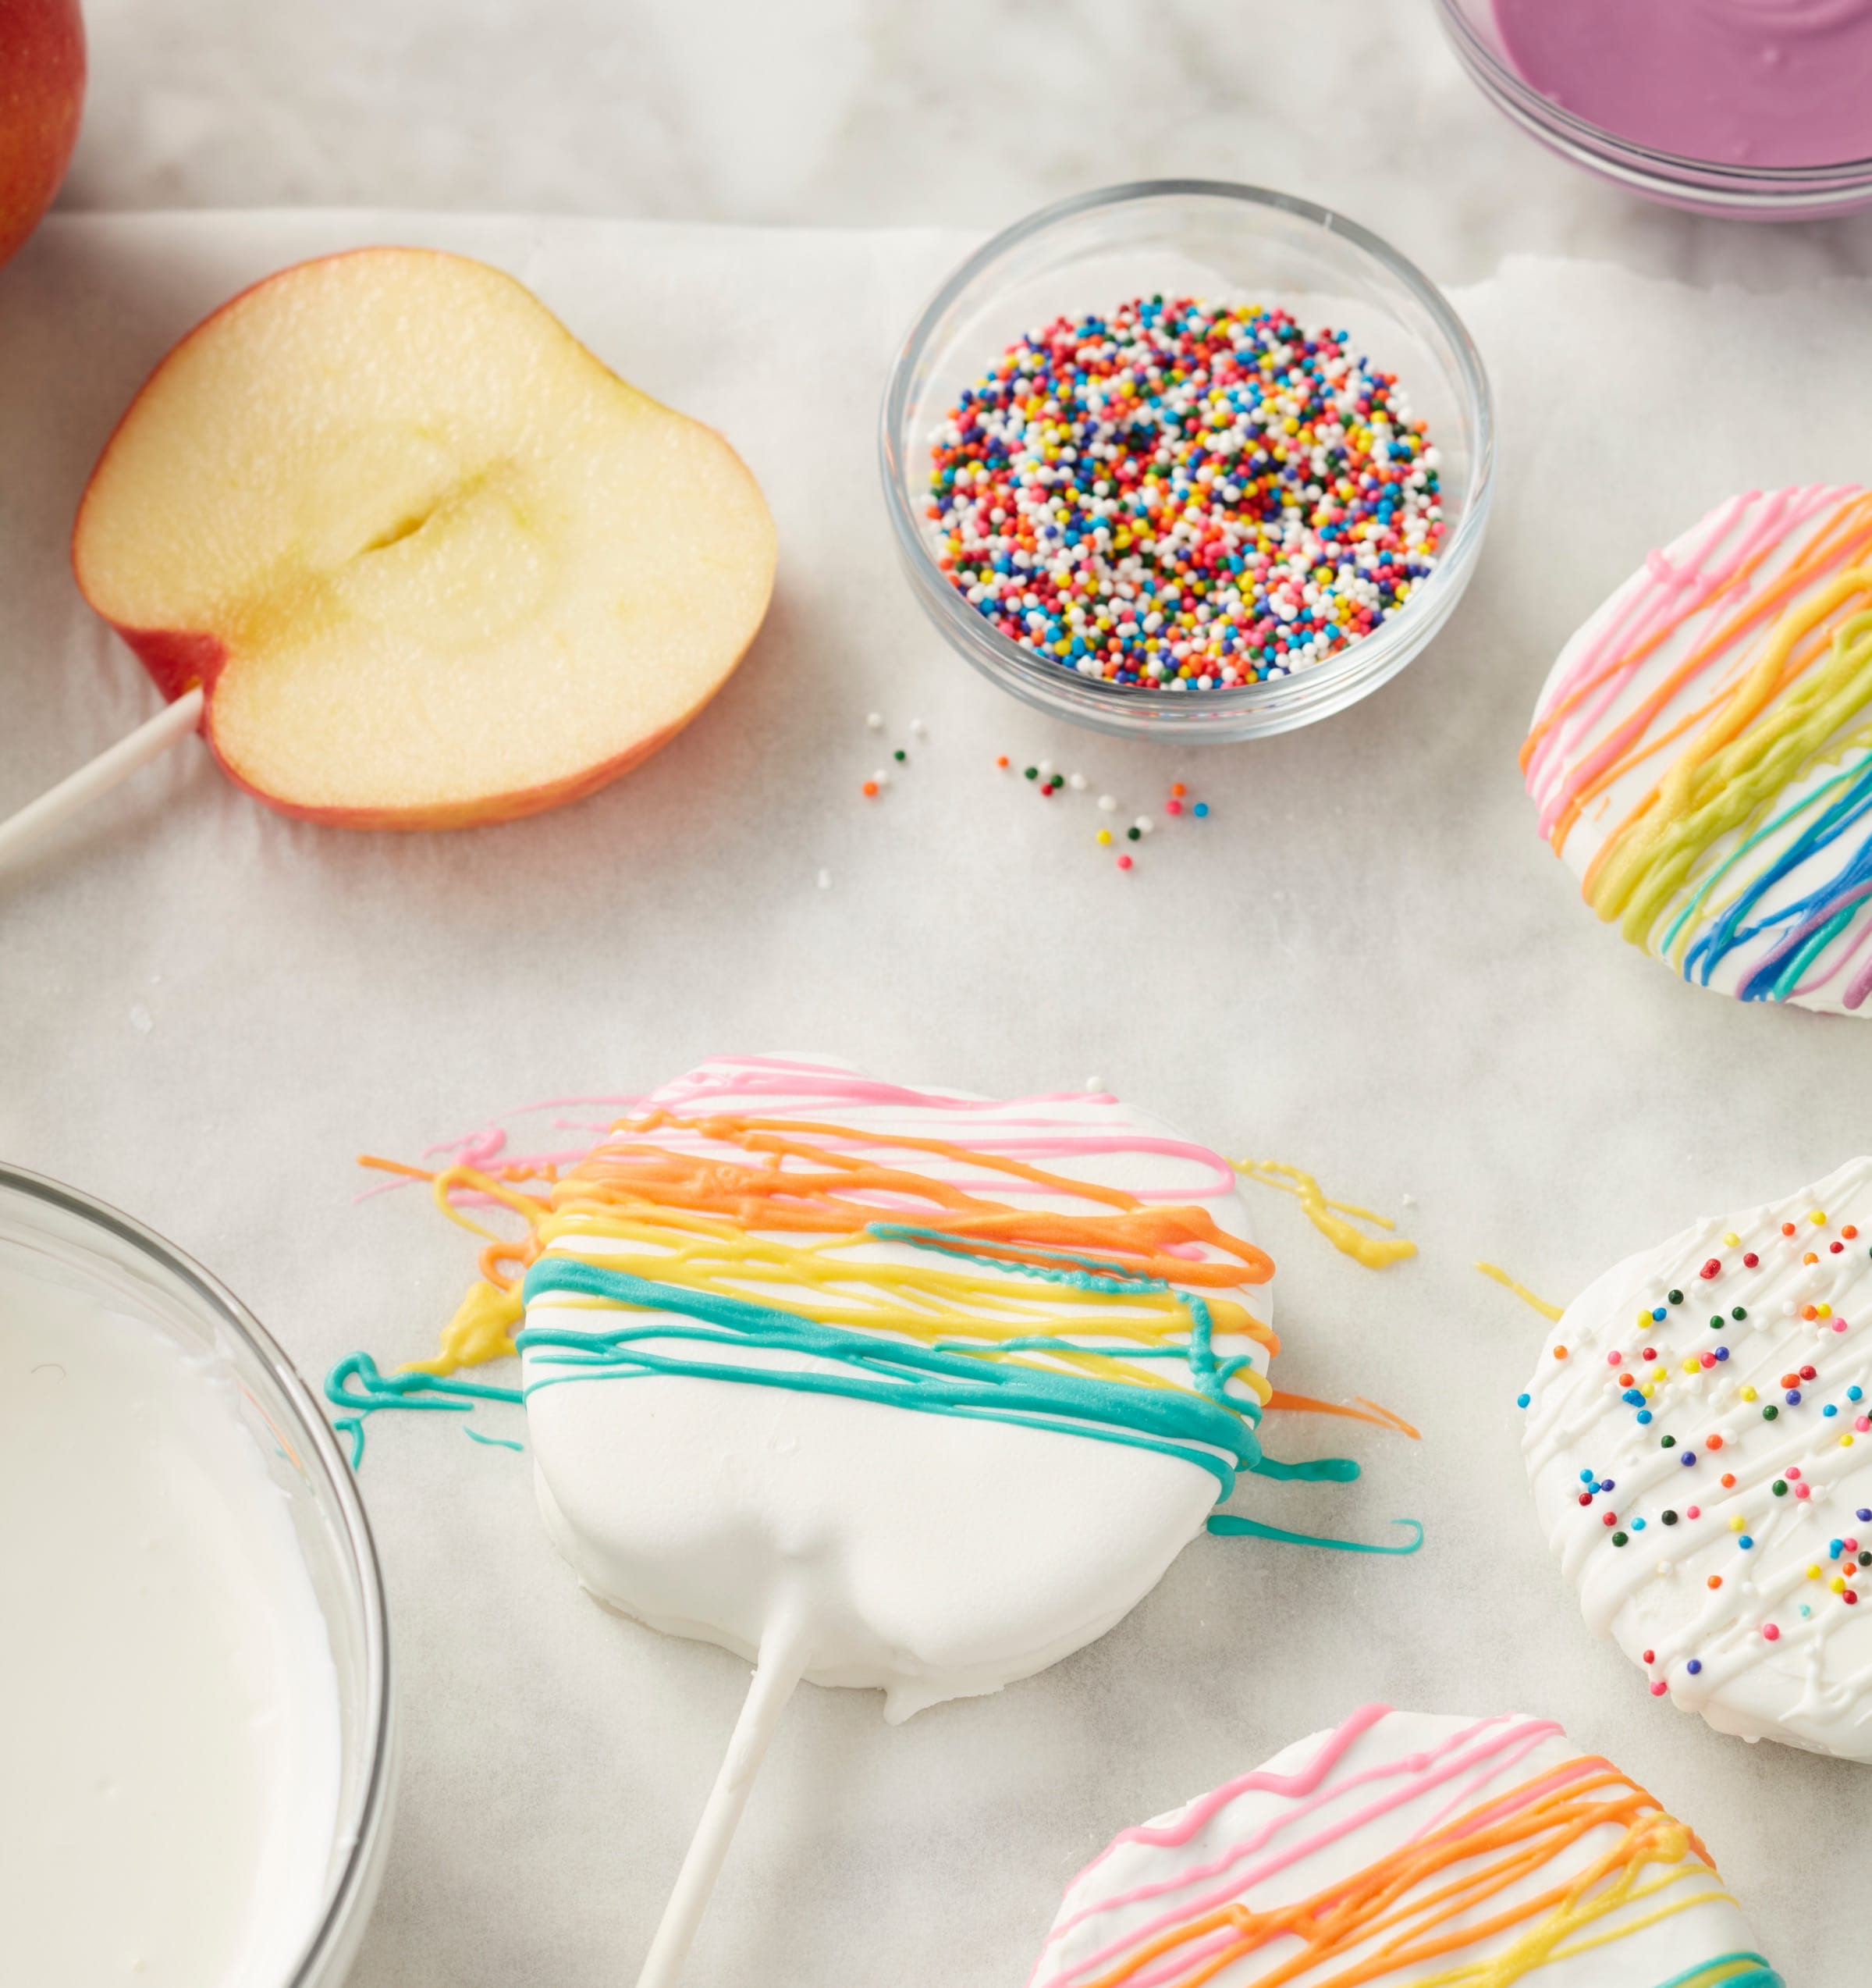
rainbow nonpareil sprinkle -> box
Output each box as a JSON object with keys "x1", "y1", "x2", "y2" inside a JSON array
[{"x1": 925, "y1": 296, "x2": 1444, "y2": 689}]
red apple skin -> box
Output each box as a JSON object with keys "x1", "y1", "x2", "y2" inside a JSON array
[
  {"x1": 0, "y1": 0, "x2": 85, "y2": 271},
  {"x1": 112, "y1": 626, "x2": 228, "y2": 707}
]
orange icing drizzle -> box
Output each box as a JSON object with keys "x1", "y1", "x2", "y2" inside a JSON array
[
  {"x1": 364, "y1": 1111, "x2": 1413, "y2": 1439},
  {"x1": 379, "y1": 1111, "x2": 1270, "y2": 1303},
  {"x1": 1078, "y1": 1763, "x2": 1721, "y2": 1988}
]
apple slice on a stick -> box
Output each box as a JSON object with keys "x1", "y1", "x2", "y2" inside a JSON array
[{"x1": 3, "y1": 247, "x2": 775, "y2": 856}]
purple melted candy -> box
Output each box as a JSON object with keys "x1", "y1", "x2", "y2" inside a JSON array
[{"x1": 1494, "y1": 0, "x2": 1872, "y2": 168}]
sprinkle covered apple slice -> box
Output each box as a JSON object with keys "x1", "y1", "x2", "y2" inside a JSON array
[{"x1": 72, "y1": 247, "x2": 776, "y2": 830}]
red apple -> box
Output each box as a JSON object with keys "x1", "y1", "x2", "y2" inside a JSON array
[
  {"x1": 73, "y1": 247, "x2": 777, "y2": 829},
  {"x1": 0, "y1": 0, "x2": 85, "y2": 271}
]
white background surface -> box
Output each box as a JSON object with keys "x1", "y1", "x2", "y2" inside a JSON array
[{"x1": 7, "y1": 2, "x2": 1872, "y2": 1981}]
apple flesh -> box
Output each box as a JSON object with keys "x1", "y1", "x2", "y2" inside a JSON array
[
  {"x1": 0, "y1": 0, "x2": 85, "y2": 270},
  {"x1": 73, "y1": 247, "x2": 777, "y2": 829}
]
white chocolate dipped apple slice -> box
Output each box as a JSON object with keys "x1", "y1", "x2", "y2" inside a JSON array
[
  {"x1": 1031, "y1": 1706, "x2": 1778, "y2": 1988},
  {"x1": 515, "y1": 1054, "x2": 1281, "y2": 1725},
  {"x1": 332, "y1": 1054, "x2": 1418, "y2": 1987},
  {"x1": 1522, "y1": 1157, "x2": 1872, "y2": 1761},
  {"x1": 525, "y1": 1054, "x2": 1286, "y2": 1988},
  {"x1": 72, "y1": 247, "x2": 775, "y2": 830}
]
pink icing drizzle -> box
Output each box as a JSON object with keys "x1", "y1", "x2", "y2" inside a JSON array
[
  {"x1": 1028, "y1": 1708, "x2": 1577, "y2": 1988},
  {"x1": 362, "y1": 1055, "x2": 1240, "y2": 1206},
  {"x1": 1526, "y1": 486, "x2": 1858, "y2": 852}
]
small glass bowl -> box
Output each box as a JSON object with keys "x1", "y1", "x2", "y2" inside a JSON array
[
  {"x1": 0, "y1": 1165, "x2": 395, "y2": 1987},
  {"x1": 879, "y1": 180, "x2": 1494, "y2": 742},
  {"x1": 1436, "y1": 0, "x2": 1872, "y2": 219}
]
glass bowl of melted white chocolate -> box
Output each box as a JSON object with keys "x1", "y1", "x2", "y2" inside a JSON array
[{"x1": 0, "y1": 1164, "x2": 393, "y2": 1987}]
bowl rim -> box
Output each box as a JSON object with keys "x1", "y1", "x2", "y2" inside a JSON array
[
  {"x1": 878, "y1": 176, "x2": 1495, "y2": 726},
  {"x1": 1433, "y1": 0, "x2": 1872, "y2": 187},
  {"x1": 0, "y1": 1159, "x2": 393, "y2": 1988}
]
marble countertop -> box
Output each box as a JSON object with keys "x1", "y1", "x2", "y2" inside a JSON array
[{"x1": 62, "y1": 0, "x2": 1872, "y2": 289}]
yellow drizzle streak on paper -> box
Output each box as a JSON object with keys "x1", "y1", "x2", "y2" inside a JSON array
[
  {"x1": 406, "y1": 1277, "x2": 524, "y2": 1375},
  {"x1": 1234, "y1": 1159, "x2": 1417, "y2": 1270},
  {"x1": 1475, "y1": 1261, "x2": 1565, "y2": 1322}
]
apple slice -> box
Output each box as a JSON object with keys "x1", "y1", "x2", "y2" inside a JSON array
[{"x1": 73, "y1": 247, "x2": 776, "y2": 829}]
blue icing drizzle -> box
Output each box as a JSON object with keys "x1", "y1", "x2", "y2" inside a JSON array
[{"x1": 1671, "y1": 752, "x2": 1872, "y2": 998}]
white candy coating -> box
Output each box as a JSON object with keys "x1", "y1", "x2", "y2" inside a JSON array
[
  {"x1": 524, "y1": 1054, "x2": 1267, "y2": 1721},
  {"x1": 1525, "y1": 1157, "x2": 1872, "y2": 1761}
]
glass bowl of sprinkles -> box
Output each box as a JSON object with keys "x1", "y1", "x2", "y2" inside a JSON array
[
  {"x1": 1436, "y1": 0, "x2": 1872, "y2": 219},
  {"x1": 880, "y1": 180, "x2": 1494, "y2": 741}
]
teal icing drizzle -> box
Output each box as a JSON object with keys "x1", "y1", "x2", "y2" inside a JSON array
[
  {"x1": 1650, "y1": 1960, "x2": 1783, "y2": 1988},
  {"x1": 323, "y1": 1226, "x2": 1420, "y2": 1556},
  {"x1": 464, "y1": 1426, "x2": 525, "y2": 1453},
  {"x1": 326, "y1": 1350, "x2": 522, "y2": 1467},
  {"x1": 1659, "y1": 745, "x2": 1869, "y2": 961},
  {"x1": 517, "y1": 1256, "x2": 1259, "y2": 1497},
  {"x1": 1206, "y1": 1514, "x2": 1424, "y2": 1552},
  {"x1": 333, "y1": 1415, "x2": 364, "y2": 1471}
]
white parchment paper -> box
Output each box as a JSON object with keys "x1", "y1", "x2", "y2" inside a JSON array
[{"x1": 2, "y1": 214, "x2": 1869, "y2": 1985}]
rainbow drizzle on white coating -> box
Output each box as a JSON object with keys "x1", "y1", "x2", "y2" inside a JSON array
[
  {"x1": 1523, "y1": 485, "x2": 1872, "y2": 1012},
  {"x1": 327, "y1": 1056, "x2": 1419, "y2": 1553},
  {"x1": 1030, "y1": 1706, "x2": 1778, "y2": 1988}
]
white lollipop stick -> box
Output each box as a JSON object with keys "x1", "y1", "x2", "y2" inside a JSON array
[
  {"x1": 634, "y1": 1623, "x2": 810, "y2": 1988},
  {"x1": 0, "y1": 685, "x2": 204, "y2": 867}
]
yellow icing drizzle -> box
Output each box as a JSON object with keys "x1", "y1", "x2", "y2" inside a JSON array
[
  {"x1": 403, "y1": 1275, "x2": 525, "y2": 1376},
  {"x1": 396, "y1": 1140, "x2": 1275, "y2": 1431},
  {"x1": 1585, "y1": 573, "x2": 1872, "y2": 946},
  {"x1": 1475, "y1": 1262, "x2": 1565, "y2": 1322},
  {"x1": 1234, "y1": 1159, "x2": 1417, "y2": 1270},
  {"x1": 1410, "y1": 1817, "x2": 1730, "y2": 1987}
]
